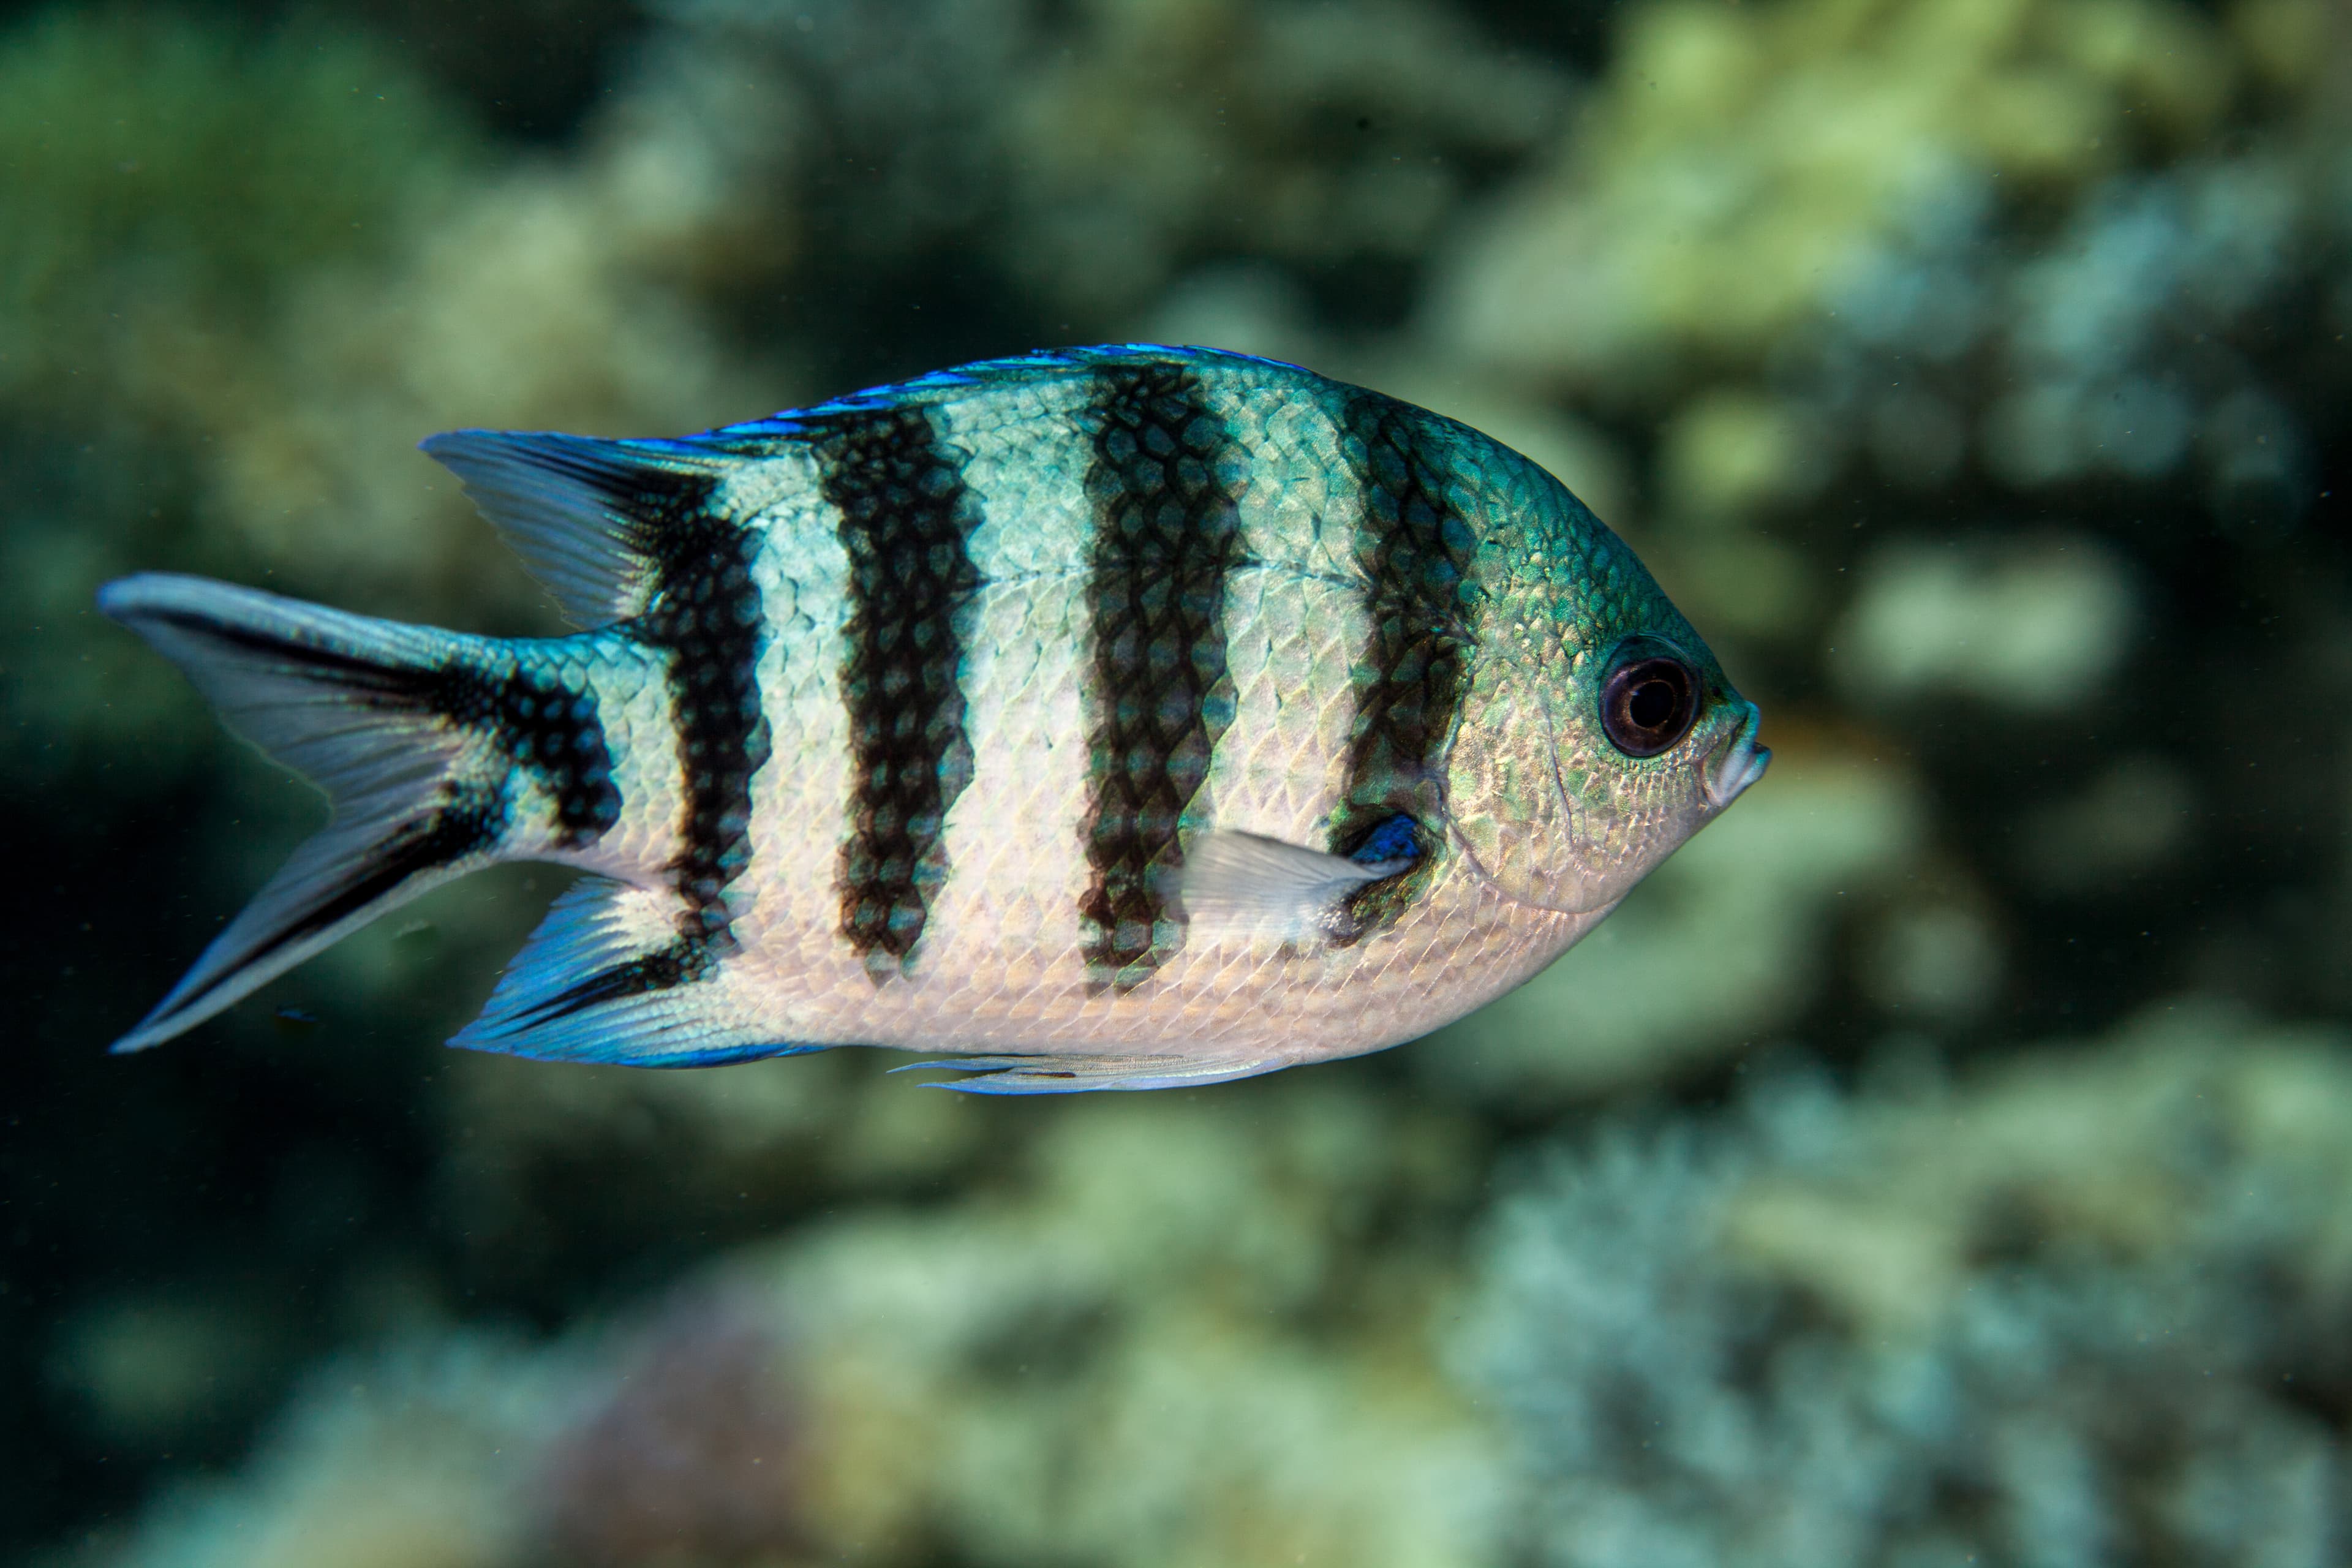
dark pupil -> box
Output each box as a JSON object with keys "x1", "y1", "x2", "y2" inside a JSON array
[
  {"x1": 1627, "y1": 679, "x2": 1676, "y2": 731},
  {"x1": 1600, "y1": 654, "x2": 1698, "y2": 758}
]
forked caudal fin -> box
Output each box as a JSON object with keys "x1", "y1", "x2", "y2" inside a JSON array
[{"x1": 97, "y1": 573, "x2": 528, "y2": 1054}]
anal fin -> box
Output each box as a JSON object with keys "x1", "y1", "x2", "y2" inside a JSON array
[
  {"x1": 897, "y1": 1051, "x2": 1281, "y2": 1094},
  {"x1": 451, "y1": 878, "x2": 815, "y2": 1068}
]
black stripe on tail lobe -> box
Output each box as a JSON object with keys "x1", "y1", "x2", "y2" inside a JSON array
[
  {"x1": 165, "y1": 783, "x2": 507, "y2": 1021},
  {"x1": 94, "y1": 573, "x2": 597, "y2": 1052},
  {"x1": 134, "y1": 603, "x2": 622, "y2": 850}
]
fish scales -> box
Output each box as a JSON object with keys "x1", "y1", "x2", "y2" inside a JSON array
[
  {"x1": 1075, "y1": 361, "x2": 1250, "y2": 990},
  {"x1": 818, "y1": 406, "x2": 984, "y2": 978},
  {"x1": 546, "y1": 477, "x2": 772, "y2": 1017},
  {"x1": 94, "y1": 345, "x2": 1770, "y2": 1091}
]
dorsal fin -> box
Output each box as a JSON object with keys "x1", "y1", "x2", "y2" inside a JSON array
[
  {"x1": 683, "y1": 345, "x2": 1310, "y2": 444},
  {"x1": 420, "y1": 431, "x2": 729, "y2": 628},
  {"x1": 420, "y1": 349, "x2": 1310, "y2": 626}
]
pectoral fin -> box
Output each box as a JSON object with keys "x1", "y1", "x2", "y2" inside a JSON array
[{"x1": 1178, "y1": 829, "x2": 1414, "y2": 944}]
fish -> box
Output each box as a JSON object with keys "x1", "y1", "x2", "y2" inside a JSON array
[{"x1": 96, "y1": 345, "x2": 1768, "y2": 1091}]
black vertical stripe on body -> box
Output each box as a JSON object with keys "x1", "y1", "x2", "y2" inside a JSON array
[
  {"x1": 820, "y1": 407, "x2": 984, "y2": 980},
  {"x1": 643, "y1": 510, "x2": 772, "y2": 942},
  {"x1": 1077, "y1": 364, "x2": 1251, "y2": 991},
  {"x1": 1330, "y1": 392, "x2": 1482, "y2": 940},
  {"x1": 527, "y1": 467, "x2": 773, "y2": 1022}
]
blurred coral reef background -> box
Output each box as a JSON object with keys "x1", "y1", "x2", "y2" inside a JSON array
[{"x1": 5, "y1": 0, "x2": 2350, "y2": 1562}]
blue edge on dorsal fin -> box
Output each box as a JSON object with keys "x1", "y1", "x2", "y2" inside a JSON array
[
  {"x1": 420, "y1": 345, "x2": 1309, "y2": 631},
  {"x1": 699, "y1": 343, "x2": 1307, "y2": 442}
]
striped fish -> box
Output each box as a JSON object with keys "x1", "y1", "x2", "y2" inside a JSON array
[{"x1": 97, "y1": 346, "x2": 1767, "y2": 1091}]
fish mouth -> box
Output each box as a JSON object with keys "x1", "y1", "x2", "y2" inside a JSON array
[{"x1": 1703, "y1": 703, "x2": 1770, "y2": 810}]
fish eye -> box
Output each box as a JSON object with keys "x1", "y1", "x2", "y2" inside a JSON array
[{"x1": 1600, "y1": 652, "x2": 1700, "y2": 758}]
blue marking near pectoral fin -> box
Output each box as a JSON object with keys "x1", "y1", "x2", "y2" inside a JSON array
[
  {"x1": 895, "y1": 1050, "x2": 1284, "y2": 1094},
  {"x1": 451, "y1": 878, "x2": 819, "y2": 1067},
  {"x1": 420, "y1": 430, "x2": 728, "y2": 628},
  {"x1": 1349, "y1": 814, "x2": 1422, "y2": 865}
]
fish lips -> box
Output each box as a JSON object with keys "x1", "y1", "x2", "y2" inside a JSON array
[{"x1": 1703, "y1": 701, "x2": 1771, "y2": 810}]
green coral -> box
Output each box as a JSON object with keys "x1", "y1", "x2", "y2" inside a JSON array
[
  {"x1": 660, "y1": 0, "x2": 1569, "y2": 324},
  {"x1": 92, "y1": 1085, "x2": 1502, "y2": 1568},
  {"x1": 0, "y1": 6, "x2": 785, "y2": 789},
  {"x1": 1458, "y1": 1004, "x2": 2352, "y2": 1567},
  {"x1": 1438, "y1": 0, "x2": 2241, "y2": 400},
  {"x1": 0, "y1": 9, "x2": 477, "y2": 789},
  {"x1": 0, "y1": 8, "x2": 474, "y2": 400}
]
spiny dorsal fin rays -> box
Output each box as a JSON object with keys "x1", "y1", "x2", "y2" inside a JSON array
[
  {"x1": 420, "y1": 430, "x2": 728, "y2": 628},
  {"x1": 703, "y1": 344, "x2": 1309, "y2": 440},
  {"x1": 419, "y1": 351, "x2": 1302, "y2": 630}
]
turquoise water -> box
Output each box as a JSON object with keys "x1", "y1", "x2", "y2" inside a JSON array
[{"x1": 7, "y1": 2, "x2": 2350, "y2": 1563}]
